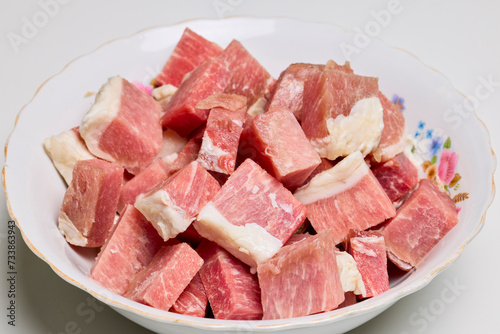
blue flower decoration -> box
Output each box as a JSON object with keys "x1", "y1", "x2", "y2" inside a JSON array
[
  {"x1": 418, "y1": 121, "x2": 426, "y2": 130},
  {"x1": 392, "y1": 94, "x2": 406, "y2": 112},
  {"x1": 426, "y1": 129, "x2": 434, "y2": 139},
  {"x1": 429, "y1": 136, "x2": 444, "y2": 157}
]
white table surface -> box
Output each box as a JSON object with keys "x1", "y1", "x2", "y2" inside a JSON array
[{"x1": 1, "y1": 0, "x2": 499, "y2": 333}]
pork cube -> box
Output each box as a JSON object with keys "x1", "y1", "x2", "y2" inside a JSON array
[
  {"x1": 348, "y1": 230, "x2": 389, "y2": 298},
  {"x1": 294, "y1": 151, "x2": 396, "y2": 244},
  {"x1": 266, "y1": 63, "x2": 324, "y2": 122},
  {"x1": 154, "y1": 28, "x2": 223, "y2": 87},
  {"x1": 219, "y1": 40, "x2": 275, "y2": 109},
  {"x1": 301, "y1": 61, "x2": 382, "y2": 160},
  {"x1": 90, "y1": 205, "x2": 164, "y2": 294},
  {"x1": 80, "y1": 76, "x2": 163, "y2": 175},
  {"x1": 195, "y1": 159, "x2": 307, "y2": 268},
  {"x1": 257, "y1": 230, "x2": 344, "y2": 320},
  {"x1": 196, "y1": 94, "x2": 247, "y2": 174},
  {"x1": 371, "y1": 152, "x2": 419, "y2": 202},
  {"x1": 124, "y1": 243, "x2": 203, "y2": 311},
  {"x1": 241, "y1": 105, "x2": 321, "y2": 190},
  {"x1": 370, "y1": 91, "x2": 407, "y2": 163},
  {"x1": 197, "y1": 240, "x2": 262, "y2": 320},
  {"x1": 383, "y1": 179, "x2": 459, "y2": 270},
  {"x1": 161, "y1": 57, "x2": 230, "y2": 137},
  {"x1": 117, "y1": 159, "x2": 171, "y2": 213},
  {"x1": 135, "y1": 161, "x2": 220, "y2": 241},
  {"x1": 58, "y1": 159, "x2": 123, "y2": 247},
  {"x1": 170, "y1": 273, "x2": 208, "y2": 318}
]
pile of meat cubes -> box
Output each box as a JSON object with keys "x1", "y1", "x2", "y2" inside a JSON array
[{"x1": 44, "y1": 28, "x2": 459, "y2": 320}]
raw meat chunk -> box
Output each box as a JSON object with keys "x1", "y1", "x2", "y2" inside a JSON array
[
  {"x1": 117, "y1": 159, "x2": 171, "y2": 213},
  {"x1": 370, "y1": 91, "x2": 407, "y2": 163},
  {"x1": 257, "y1": 230, "x2": 344, "y2": 320},
  {"x1": 335, "y1": 251, "x2": 366, "y2": 296},
  {"x1": 294, "y1": 151, "x2": 396, "y2": 244},
  {"x1": 371, "y1": 152, "x2": 418, "y2": 202},
  {"x1": 170, "y1": 273, "x2": 208, "y2": 318},
  {"x1": 135, "y1": 161, "x2": 220, "y2": 241},
  {"x1": 266, "y1": 63, "x2": 324, "y2": 122},
  {"x1": 240, "y1": 105, "x2": 321, "y2": 190},
  {"x1": 197, "y1": 240, "x2": 262, "y2": 320},
  {"x1": 161, "y1": 58, "x2": 230, "y2": 137},
  {"x1": 348, "y1": 230, "x2": 389, "y2": 298},
  {"x1": 90, "y1": 205, "x2": 164, "y2": 294},
  {"x1": 155, "y1": 129, "x2": 187, "y2": 163},
  {"x1": 383, "y1": 179, "x2": 459, "y2": 269},
  {"x1": 301, "y1": 61, "x2": 382, "y2": 160},
  {"x1": 219, "y1": 40, "x2": 275, "y2": 108},
  {"x1": 80, "y1": 76, "x2": 163, "y2": 175},
  {"x1": 124, "y1": 243, "x2": 203, "y2": 311},
  {"x1": 195, "y1": 159, "x2": 307, "y2": 267},
  {"x1": 169, "y1": 131, "x2": 203, "y2": 174},
  {"x1": 196, "y1": 94, "x2": 247, "y2": 174},
  {"x1": 58, "y1": 159, "x2": 123, "y2": 247},
  {"x1": 154, "y1": 28, "x2": 223, "y2": 87},
  {"x1": 43, "y1": 127, "x2": 96, "y2": 185}
]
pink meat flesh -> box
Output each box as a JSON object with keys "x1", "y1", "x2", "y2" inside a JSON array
[
  {"x1": 124, "y1": 243, "x2": 203, "y2": 311},
  {"x1": 90, "y1": 205, "x2": 164, "y2": 294},
  {"x1": 257, "y1": 230, "x2": 345, "y2": 320},
  {"x1": 371, "y1": 152, "x2": 419, "y2": 202},
  {"x1": 348, "y1": 230, "x2": 389, "y2": 298},
  {"x1": 197, "y1": 240, "x2": 263, "y2": 320},
  {"x1": 154, "y1": 28, "x2": 223, "y2": 87},
  {"x1": 161, "y1": 58, "x2": 230, "y2": 137},
  {"x1": 117, "y1": 159, "x2": 171, "y2": 213},
  {"x1": 301, "y1": 61, "x2": 379, "y2": 142},
  {"x1": 241, "y1": 105, "x2": 321, "y2": 191},
  {"x1": 219, "y1": 40, "x2": 275, "y2": 107},
  {"x1": 58, "y1": 159, "x2": 123, "y2": 247},
  {"x1": 196, "y1": 94, "x2": 247, "y2": 174},
  {"x1": 85, "y1": 78, "x2": 163, "y2": 175},
  {"x1": 383, "y1": 179, "x2": 459, "y2": 269},
  {"x1": 266, "y1": 63, "x2": 325, "y2": 122},
  {"x1": 170, "y1": 273, "x2": 208, "y2": 318},
  {"x1": 304, "y1": 169, "x2": 396, "y2": 245},
  {"x1": 370, "y1": 91, "x2": 406, "y2": 163}
]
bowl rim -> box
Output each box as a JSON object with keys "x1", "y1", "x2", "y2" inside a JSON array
[{"x1": 2, "y1": 16, "x2": 497, "y2": 332}]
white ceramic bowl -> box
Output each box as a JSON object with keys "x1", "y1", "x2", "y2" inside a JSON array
[{"x1": 3, "y1": 17, "x2": 495, "y2": 334}]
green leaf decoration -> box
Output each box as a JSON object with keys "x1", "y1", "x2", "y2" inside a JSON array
[
  {"x1": 443, "y1": 137, "x2": 451, "y2": 149},
  {"x1": 431, "y1": 155, "x2": 437, "y2": 165}
]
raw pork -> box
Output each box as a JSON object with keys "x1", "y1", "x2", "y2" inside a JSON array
[
  {"x1": 135, "y1": 161, "x2": 220, "y2": 241},
  {"x1": 219, "y1": 40, "x2": 275, "y2": 108},
  {"x1": 161, "y1": 58, "x2": 230, "y2": 137},
  {"x1": 383, "y1": 179, "x2": 459, "y2": 269},
  {"x1": 301, "y1": 61, "x2": 382, "y2": 160},
  {"x1": 90, "y1": 205, "x2": 164, "y2": 294},
  {"x1": 170, "y1": 273, "x2": 208, "y2": 318},
  {"x1": 58, "y1": 159, "x2": 123, "y2": 247},
  {"x1": 370, "y1": 91, "x2": 407, "y2": 163},
  {"x1": 43, "y1": 127, "x2": 95, "y2": 185},
  {"x1": 371, "y1": 152, "x2": 418, "y2": 202},
  {"x1": 117, "y1": 159, "x2": 171, "y2": 213},
  {"x1": 348, "y1": 230, "x2": 389, "y2": 298},
  {"x1": 154, "y1": 28, "x2": 223, "y2": 87},
  {"x1": 197, "y1": 240, "x2": 262, "y2": 320},
  {"x1": 196, "y1": 94, "x2": 247, "y2": 174},
  {"x1": 257, "y1": 230, "x2": 344, "y2": 320},
  {"x1": 80, "y1": 76, "x2": 163, "y2": 175},
  {"x1": 240, "y1": 105, "x2": 321, "y2": 190},
  {"x1": 124, "y1": 243, "x2": 203, "y2": 311},
  {"x1": 266, "y1": 63, "x2": 324, "y2": 122},
  {"x1": 294, "y1": 151, "x2": 396, "y2": 244},
  {"x1": 195, "y1": 158, "x2": 307, "y2": 267}
]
